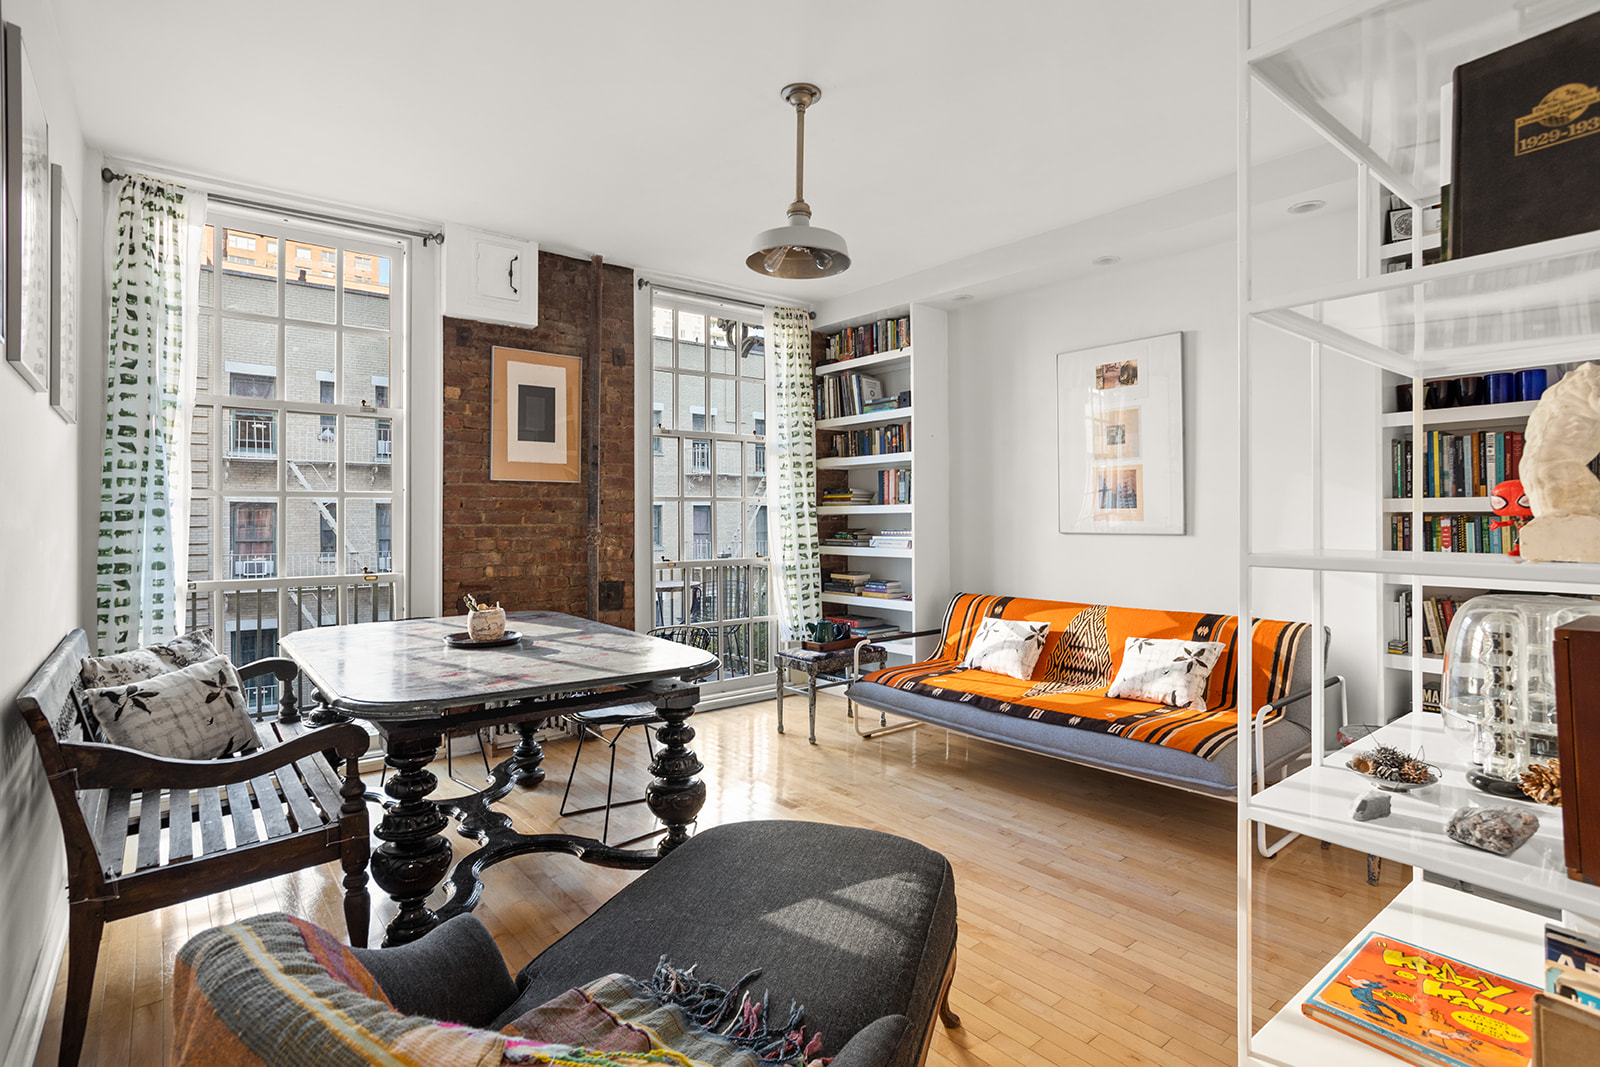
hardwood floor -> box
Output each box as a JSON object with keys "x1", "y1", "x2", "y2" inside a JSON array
[{"x1": 32, "y1": 693, "x2": 1404, "y2": 1067}]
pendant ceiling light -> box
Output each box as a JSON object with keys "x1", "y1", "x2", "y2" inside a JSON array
[{"x1": 747, "y1": 83, "x2": 851, "y2": 279}]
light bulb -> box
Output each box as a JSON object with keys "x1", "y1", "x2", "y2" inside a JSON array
[
  {"x1": 811, "y1": 249, "x2": 833, "y2": 271},
  {"x1": 763, "y1": 247, "x2": 788, "y2": 273}
]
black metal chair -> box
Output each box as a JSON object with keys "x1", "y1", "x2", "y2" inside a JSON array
[{"x1": 557, "y1": 624, "x2": 717, "y2": 845}]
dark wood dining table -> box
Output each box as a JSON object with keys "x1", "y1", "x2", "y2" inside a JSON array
[{"x1": 279, "y1": 610, "x2": 719, "y2": 946}]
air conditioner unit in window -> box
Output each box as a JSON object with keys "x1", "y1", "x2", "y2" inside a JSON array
[{"x1": 235, "y1": 558, "x2": 273, "y2": 579}]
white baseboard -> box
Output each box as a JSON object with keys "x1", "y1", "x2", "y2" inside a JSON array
[{"x1": 4, "y1": 895, "x2": 67, "y2": 1067}]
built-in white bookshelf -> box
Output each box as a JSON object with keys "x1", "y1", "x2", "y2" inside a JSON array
[
  {"x1": 813, "y1": 303, "x2": 949, "y2": 661},
  {"x1": 1239, "y1": 1, "x2": 1600, "y2": 1064}
]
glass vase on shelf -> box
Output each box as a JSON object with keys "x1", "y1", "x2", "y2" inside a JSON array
[{"x1": 1442, "y1": 594, "x2": 1600, "y2": 788}]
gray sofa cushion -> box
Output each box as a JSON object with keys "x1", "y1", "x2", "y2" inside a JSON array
[
  {"x1": 495, "y1": 820, "x2": 956, "y2": 1067},
  {"x1": 847, "y1": 680, "x2": 1311, "y2": 795}
]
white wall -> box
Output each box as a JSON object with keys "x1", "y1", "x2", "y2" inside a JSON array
[
  {"x1": 944, "y1": 209, "x2": 1382, "y2": 729},
  {"x1": 0, "y1": 2, "x2": 93, "y2": 1064}
]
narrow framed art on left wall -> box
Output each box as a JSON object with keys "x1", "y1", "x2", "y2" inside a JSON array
[
  {"x1": 4, "y1": 20, "x2": 49, "y2": 393},
  {"x1": 49, "y1": 162, "x2": 76, "y2": 421}
]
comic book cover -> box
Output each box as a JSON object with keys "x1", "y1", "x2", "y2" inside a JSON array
[{"x1": 1302, "y1": 933, "x2": 1536, "y2": 1067}]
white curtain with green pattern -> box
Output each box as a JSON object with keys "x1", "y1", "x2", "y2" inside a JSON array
[
  {"x1": 97, "y1": 176, "x2": 203, "y2": 654},
  {"x1": 766, "y1": 305, "x2": 822, "y2": 642}
]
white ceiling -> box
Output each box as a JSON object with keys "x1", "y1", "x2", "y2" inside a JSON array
[{"x1": 53, "y1": 0, "x2": 1317, "y2": 303}]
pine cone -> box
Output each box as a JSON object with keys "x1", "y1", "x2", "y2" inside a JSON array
[
  {"x1": 1367, "y1": 743, "x2": 1411, "y2": 781},
  {"x1": 1520, "y1": 760, "x2": 1561, "y2": 806},
  {"x1": 1398, "y1": 760, "x2": 1435, "y2": 784}
]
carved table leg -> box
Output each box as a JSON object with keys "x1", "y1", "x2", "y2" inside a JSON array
[
  {"x1": 645, "y1": 685, "x2": 707, "y2": 855},
  {"x1": 511, "y1": 720, "x2": 546, "y2": 787},
  {"x1": 371, "y1": 731, "x2": 452, "y2": 946},
  {"x1": 308, "y1": 687, "x2": 352, "y2": 728}
]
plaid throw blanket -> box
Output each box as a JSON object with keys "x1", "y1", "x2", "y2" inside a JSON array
[{"x1": 174, "y1": 914, "x2": 827, "y2": 1067}]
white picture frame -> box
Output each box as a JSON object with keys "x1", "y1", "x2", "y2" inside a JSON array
[
  {"x1": 1057, "y1": 332, "x2": 1185, "y2": 535},
  {"x1": 4, "y1": 22, "x2": 48, "y2": 392},
  {"x1": 49, "y1": 163, "x2": 77, "y2": 422}
]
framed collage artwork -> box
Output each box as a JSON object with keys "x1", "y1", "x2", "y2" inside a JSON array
[{"x1": 1057, "y1": 332, "x2": 1185, "y2": 535}]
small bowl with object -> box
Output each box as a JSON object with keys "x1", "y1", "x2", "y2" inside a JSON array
[{"x1": 1347, "y1": 743, "x2": 1441, "y2": 793}]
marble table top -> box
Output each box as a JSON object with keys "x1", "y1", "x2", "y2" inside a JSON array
[{"x1": 279, "y1": 611, "x2": 720, "y2": 719}]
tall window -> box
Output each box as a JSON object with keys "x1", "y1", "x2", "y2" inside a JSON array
[
  {"x1": 188, "y1": 211, "x2": 405, "y2": 652},
  {"x1": 649, "y1": 299, "x2": 772, "y2": 685},
  {"x1": 650, "y1": 303, "x2": 768, "y2": 562}
]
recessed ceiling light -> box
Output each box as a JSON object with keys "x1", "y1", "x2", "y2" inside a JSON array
[
  {"x1": 951, "y1": 294, "x2": 974, "y2": 302},
  {"x1": 1092, "y1": 255, "x2": 1121, "y2": 267},
  {"x1": 1287, "y1": 199, "x2": 1325, "y2": 214}
]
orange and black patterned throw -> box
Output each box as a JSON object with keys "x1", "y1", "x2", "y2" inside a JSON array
[{"x1": 862, "y1": 593, "x2": 1311, "y2": 759}]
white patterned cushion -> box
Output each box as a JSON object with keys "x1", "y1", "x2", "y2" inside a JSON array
[
  {"x1": 1105, "y1": 637, "x2": 1226, "y2": 711},
  {"x1": 80, "y1": 629, "x2": 221, "y2": 688},
  {"x1": 961, "y1": 618, "x2": 1051, "y2": 680},
  {"x1": 84, "y1": 656, "x2": 260, "y2": 760}
]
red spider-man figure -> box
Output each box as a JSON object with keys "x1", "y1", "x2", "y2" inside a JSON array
[{"x1": 1490, "y1": 479, "x2": 1533, "y2": 557}]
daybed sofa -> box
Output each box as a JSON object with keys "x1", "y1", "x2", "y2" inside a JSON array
[{"x1": 848, "y1": 592, "x2": 1339, "y2": 799}]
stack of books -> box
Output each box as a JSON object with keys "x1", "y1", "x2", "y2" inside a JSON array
[
  {"x1": 816, "y1": 372, "x2": 885, "y2": 420},
  {"x1": 870, "y1": 529, "x2": 912, "y2": 549},
  {"x1": 862, "y1": 580, "x2": 905, "y2": 600},
  {"x1": 863, "y1": 394, "x2": 904, "y2": 414},
  {"x1": 823, "y1": 571, "x2": 871, "y2": 595},
  {"x1": 1390, "y1": 513, "x2": 1524, "y2": 554},
  {"x1": 819, "y1": 317, "x2": 909, "y2": 363},
  {"x1": 878, "y1": 469, "x2": 911, "y2": 505},
  {"x1": 822, "y1": 528, "x2": 872, "y2": 548},
  {"x1": 828, "y1": 423, "x2": 908, "y2": 457},
  {"x1": 820, "y1": 487, "x2": 874, "y2": 507},
  {"x1": 824, "y1": 612, "x2": 898, "y2": 638}
]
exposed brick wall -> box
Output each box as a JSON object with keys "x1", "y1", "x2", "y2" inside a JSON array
[{"x1": 441, "y1": 252, "x2": 635, "y2": 629}]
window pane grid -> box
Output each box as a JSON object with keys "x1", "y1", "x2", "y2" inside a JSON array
[
  {"x1": 651, "y1": 301, "x2": 771, "y2": 684},
  {"x1": 190, "y1": 213, "x2": 405, "y2": 633}
]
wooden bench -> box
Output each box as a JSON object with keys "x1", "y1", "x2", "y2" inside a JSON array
[{"x1": 16, "y1": 629, "x2": 371, "y2": 1067}]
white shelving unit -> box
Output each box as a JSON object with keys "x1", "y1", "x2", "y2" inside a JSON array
[
  {"x1": 813, "y1": 304, "x2": 949, "y2": 661},
  {"x1": 1239, "y1": 2, "x2": 1600, "y2": 1064}
]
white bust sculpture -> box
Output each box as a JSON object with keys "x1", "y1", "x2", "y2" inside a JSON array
[{"x1": 1518, "y1": 361, "x2": 1600, "y2": 562}]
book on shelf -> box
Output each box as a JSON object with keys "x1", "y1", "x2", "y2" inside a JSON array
[
  {"x1": 1422, "y1": 681, "x2": 1442, "y2": 714},
  {"x1": 870, "y1": 535, "x2": 912, "y2": 549},
  {"x1": 823, "y1": 612, "x2": 897, "y2": 637},
  {"x1": 1547, "y1": 924, "x2": 1600, "y2": 1013},
  {"x1": 1451, "y1": 10, "x2": 1600, "y2": 258},
  {"x1": 1302, "y1": 932, "x2": 1537, "y2": 1067},
  {"x1": 1392, "y1": 430, "x2": 1524, "y2": 500},
  {"x1": 878, "y1": 468, "x2": 912, "y2": 506},
  {"x1": 862, "y1": 397, "x2": 902, "y2": 414},
  {"x1": 820, "y1": 316, "x2": 910, "y2": 363},
  {"x1": 822, "y1": 528, "x2": 873, "y2": 547},
  {"x1": 816, "y1": 372, "x2": 888, "y2": 420},
  {"x1": 831, "y1": 571, "x2": 872, "y2": 583},
  {"x1": 821, "y1": 488, "x2": 875, "y2": 506},
  {"x1": 826, "y1": 422, "x2": 909, "y2": 457},
  {"x1": 1389, "y1": 514, "x2": 1525, "y2": 555}
]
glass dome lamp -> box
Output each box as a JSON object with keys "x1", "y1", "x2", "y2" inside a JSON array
[
  {"x1": 1441, "y1": 593, "x2": 1600, "y2": 786},
  {"x1": 747, "y1": 83, "x2": 851, "y2": 280}
]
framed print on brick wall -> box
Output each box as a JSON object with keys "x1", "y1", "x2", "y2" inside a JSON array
[
  {"x1": 491, "y1": 346, "x2": 581, "y2": 482},
  {"x1": 1057, "y1": 332, "x2": 1185, "y2": 535}
]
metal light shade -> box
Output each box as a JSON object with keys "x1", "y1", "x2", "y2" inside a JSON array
[
  {"x1": 747, "y1": 213, "x2": 851, "y2": 279},
  {"x1": 748, "y1": 82, "x2": 850, "y2": 279}
]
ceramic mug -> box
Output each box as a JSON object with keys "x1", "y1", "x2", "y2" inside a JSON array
[
  {"x1": 1484, "y1": 373, "x2": 1516, "y2": 405},
  {"x1": 1517, "y1": 369, "x2": 1548, "y2": 402},
  {"x1": 1395, "y1": 383, "x2": 1413, "y2": 412},
  {"x1": 1424, "y1": 379, "x2": 1457, "y2": 409},
  {"x1": 468, "y1": 607, "x2": 507, "y2": 642},
  {"x1": 1454, "y1": 376, "x2": 1486, "y2": 407}
]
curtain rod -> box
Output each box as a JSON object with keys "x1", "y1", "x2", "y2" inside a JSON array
[
  {"x1": 640, "y1": 279, "x2": 815, "y2": 319},
  {"x1": 101, "y1": 167, "x2": 445, "y2": 246}
]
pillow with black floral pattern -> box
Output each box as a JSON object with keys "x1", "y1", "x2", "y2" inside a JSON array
[
  {"x1": 80, "y1": 629, "x2": 221, "y2": 688},
  {"x1": 83, "y1": 656, "x2": 260, "y2": 760},
  {"x1": 1105, "y1": 637, "x2": 1226, "y2": 712},
  {"x1": 960, "y1": 617, "x2": 1051, "y2": 680}
]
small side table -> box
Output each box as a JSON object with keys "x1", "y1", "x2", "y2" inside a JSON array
[{"x1": 775, "y1": 643, "x2": 890, "y2": 744}]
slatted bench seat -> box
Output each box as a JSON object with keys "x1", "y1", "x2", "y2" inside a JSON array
[{"x1": 16, "y1": 628, "x2": 371, "y2": 1067}]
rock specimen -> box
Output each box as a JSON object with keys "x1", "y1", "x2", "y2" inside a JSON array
[
  {"x1": 1350, "y1": 790, "x2": 1392, "y2": 822},
  {"x1": 1446, "y1": 805, "x2": 1540, "y2": 856}
]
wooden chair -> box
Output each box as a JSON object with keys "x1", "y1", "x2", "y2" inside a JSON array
[{"x1": 15, "y1": 629, "x2": 371, "y2": 1067}]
